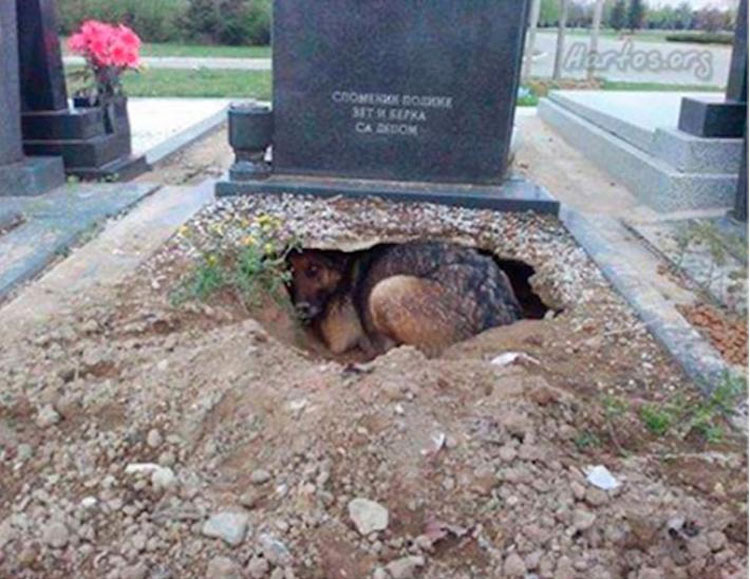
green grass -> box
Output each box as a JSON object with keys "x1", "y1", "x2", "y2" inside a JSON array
[
  {"x1": 61, "y1": 37, "x2": 271, "y2": 59},
  {"x1": 66, "y1": 67, "x2": 271, "y2": 99},
  {"x1": 601, "y1": 80, "x2": 724, "y2": 92},
  {"x1": 545, "y1": 28, "x2": 672, "y2": 43}
]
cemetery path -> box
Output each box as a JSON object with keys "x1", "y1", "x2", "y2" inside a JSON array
[
  {"x1": 531, "y1": 31, "x2": 731, "y2": 87},
  {"x1": 66, "y1": 33, "x2": 729, "y2": 86},
  {"x1": 63, "y1": 55, "x2": 272, "y2": 71}
]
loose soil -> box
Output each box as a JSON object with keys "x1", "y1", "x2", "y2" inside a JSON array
[
  {"x1": 0, "y1": 194, "x2": 746, "y2": 579},
  {"x1": 677, "y1": 303, "x2": 749, "y2": 367}
]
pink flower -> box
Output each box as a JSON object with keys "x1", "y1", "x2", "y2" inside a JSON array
[
  {"x1": 117, "y1": 25, "x2": 141, "y2": 50},
  {"x1": 67, "y1": 32, "x2": 87, "y2": 53}
]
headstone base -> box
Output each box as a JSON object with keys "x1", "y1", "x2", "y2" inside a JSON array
[
  {"x1": 66, "y1": 154, "x2": 150, "y2": 183},
  {"x1": 0, "y1": 156, "x2": 65, "y2": 197},
  {"x1": 216, "y1": 174, "x2": 559, "y2": 215}
]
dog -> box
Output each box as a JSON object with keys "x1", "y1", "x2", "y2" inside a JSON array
[{"x1": 288, "y1": 241, "x2": 522, "y2": 356}]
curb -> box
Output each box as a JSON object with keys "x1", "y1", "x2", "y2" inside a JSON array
[{"x1": 559, "y1": 205, "x2": 736, "y2": 392}]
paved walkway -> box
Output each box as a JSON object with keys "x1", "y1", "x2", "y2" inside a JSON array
[
  {"x1": 64, "y1": 55, "x2": 271, "y2": 71},
  {"x1": 528, "y1": 31, "x2": 730, "y2": 86}
]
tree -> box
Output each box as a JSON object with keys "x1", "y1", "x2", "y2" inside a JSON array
[
  {"x1": 675, "y1": 2, "x2": 693, "y2": 30},
  {"x1": 627, "y1": 0, "x2": 646, "y2": 31},
  {"x1": 610, "y1": 0, "x2": 627, "y2": 31},
  {"x1": 539, "y1": 0, "x2": 560, "y2": 27}
]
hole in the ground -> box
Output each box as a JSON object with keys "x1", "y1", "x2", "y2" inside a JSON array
[{"x1": 282, "y1": 240, "x2": 553, "y2": 360}]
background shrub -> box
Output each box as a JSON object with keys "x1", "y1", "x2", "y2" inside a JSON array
[
  {"x1": 665, "y1": 31, "x2": 734, "y2": 44},
  {"x1": 59, "y1": 0, "x2": 188, "y2": 42},
  {"x1": 181, "y1": 0, "x2": 271, "y2": 46},
  {"x1": 58, "y1": 0, "x2": 271, "y2": 45}
]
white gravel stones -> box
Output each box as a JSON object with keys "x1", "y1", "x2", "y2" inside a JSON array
[
  {"x1": 348, "y1": 498, "x2": 389, "y2": 535},
  {"x1": 206, "y1": 556, "x2": 242, "y2": 579},
  {"x1": 42, "y1": 520, "x2": 69, "y2": 548},
  {"x1": 201, "y1": 512, "x2": 249, "y2": 547},
  {"x1": 385, "y1": 555, "x2": 425, "y2": 579},
  {"x1": 36, "y1": 405, "x2": 61, "y2": 428}
]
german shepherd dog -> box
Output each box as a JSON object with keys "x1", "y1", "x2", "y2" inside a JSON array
[{"x1": 288, "y1": 241, "x2": 522, "y2": 356}]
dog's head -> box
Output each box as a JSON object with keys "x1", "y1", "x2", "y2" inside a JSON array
[{"x1": 288, "y1": 250, "x2": 350, "y2": 322}]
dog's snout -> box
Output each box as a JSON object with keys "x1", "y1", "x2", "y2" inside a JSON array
[{"x1": 295, "y1": 302, "x2": 317, "y2": 321}]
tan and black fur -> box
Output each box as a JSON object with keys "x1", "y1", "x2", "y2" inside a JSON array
[{"x1": 288, "y1": 242, "x2": 522, "y2": 356}]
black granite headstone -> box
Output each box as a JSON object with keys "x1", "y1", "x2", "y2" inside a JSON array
[
  {"x1": 16, "y1": 0, "x2": 68, "y2": 112},
  {"x1": 272, "y1": 0, "x2": 529, "y2": 185},
  {"x1": 678, "y1": 0, "x2": 747, "y2": 138},
  {"x1": 15, "y1": 0, "x2": 148, "y2": 181},
  {"x1": 0, "y1": 0, "x2": 64, "y2": 196}
]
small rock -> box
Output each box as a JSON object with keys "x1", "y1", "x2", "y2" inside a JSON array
[
  {"x1": 42, "y1": 520, "x2": 69, "y2": 548},
  {"x1": 348, "y1": 498, "x2": 389, "y2": 535},
  {"x1": 250, "y1": 469, "x2": 272, "y2": 485},
  {"x1": 80, "y1": 496, "x2": 98, "y2": 509},
  {"x1": 202, "y1": 512, "x2": 249, "y2": 547},
  {"x1": 372, "y1": 568, "x2": 388, "y2": 579},
  {"x1": 240, "y1": 489, "x2": 261, "y2": 509},
  {"x1": 36, "y1": 405, "x2": 61, "y2": 429},
  {"x1": 638, "y1": 568, "x2": 664, "y2": 579},
  {"x1": 498, "y1": 445, "x2": 517, "y2": 462},
  {"x1": 151, "y1": 467, "x2": 177, "y2": 491},
  {"x1": 584, "y1": 488, "x2": 608, "y2": 507},
  {"x1": 120, "y1": 562, "x2": 148, "y2": 579},
  {"x1": 707, "y1": 530, "x2": 727, "y2": 552},
  {"x1": 503, "y1": 552, "x2": 526, "y2": 577},
  {"x1": 247, "y1": 556, "x2": 270, "y2": 578},
  {"x1": 206, "y1": 556, "x2": 242, "y2": 579},
  {"x1": 385, "y1": 556, "x2": 425, "y2": 579},
  {"x1": 146, "y1": 429, "x2": 163, "y2": 449},
  {"x1": 258, "y1": 533, "x2": 292, "y2": 567},
  {"x1": 572, "y1": 508, "x2": 596, "y2": 531}
]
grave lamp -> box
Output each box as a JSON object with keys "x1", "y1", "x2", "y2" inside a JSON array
[{"x1": 228, "y1": 103, "x2": 274, "y2": 181}]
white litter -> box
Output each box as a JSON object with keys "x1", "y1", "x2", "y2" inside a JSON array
[
  {"x1": 585, "y1": 465, "x2": 621, "y2": 490},
  {"x1": 490, "y1": 352, "x2": 540, "y2": 367}
]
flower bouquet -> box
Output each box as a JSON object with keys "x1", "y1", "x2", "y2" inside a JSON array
[{"x1": 67, "y1": 20, "x2": 141, "y2": 107}]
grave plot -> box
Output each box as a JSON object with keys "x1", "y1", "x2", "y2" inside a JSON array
[{"x1": 0, "y1": 194, "x2": 746, "y2": 579}]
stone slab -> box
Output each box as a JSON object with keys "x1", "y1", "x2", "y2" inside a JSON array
[
  {"x1": 216, "y1": 174, "x2": 559, "y2": 215},
  {"x1": 0, "y1": 180, "x2": 214, "y2": 323},
  {"x1": 650, "y1": 127, "x2": 743, "y2": 174},
  {"x1": 548, "y1": 90, "x2": 726, "y2": 152},
  {"x1": 272, "y1": 0, "x2": 529, "y2": 184},
  {"x1": 0, "y1": 182, "x2": 158, "y2": 299},
  {"x1": 0, "y1": 156, "x2": 65, "y2": 197},
  {"x1": 539, "y1": 98, "x2": 737, "y2": 212}
]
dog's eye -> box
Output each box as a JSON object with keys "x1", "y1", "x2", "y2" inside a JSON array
[{"x1": 306, "y1": 265, "x2": 319, "y2": 278}]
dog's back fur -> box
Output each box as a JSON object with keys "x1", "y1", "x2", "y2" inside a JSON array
[{"x1": 289, "y1": 241, "x2": 522, "y2": 356}]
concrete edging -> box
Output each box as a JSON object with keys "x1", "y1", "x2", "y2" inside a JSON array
[{"x1": 560, "y1": 204, "x2": 735, "y2": 392}]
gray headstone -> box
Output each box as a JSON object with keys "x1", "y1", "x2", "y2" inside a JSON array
[
  {"x1": 0, "y1": 0, "x2": 24, "y2": 166},
  {"x1": 272, "y1": 0, "x2": 529, "y2": 184},
  {"x1": 726, "y1": 0, "x2": 748, "y2": 104}
]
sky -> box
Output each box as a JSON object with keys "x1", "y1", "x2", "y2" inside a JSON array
[{"x1": 649, "y1": 0, "x2": 738, "y2": 7}]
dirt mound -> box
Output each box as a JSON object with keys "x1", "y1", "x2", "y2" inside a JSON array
[{"x1": 0, "y1": 195, "x2": 745, "y2": 578}]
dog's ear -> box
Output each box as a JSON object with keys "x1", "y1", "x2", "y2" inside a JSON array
[{"x1": 318, "y1": 250, "x2": 352, "y2": 273}]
